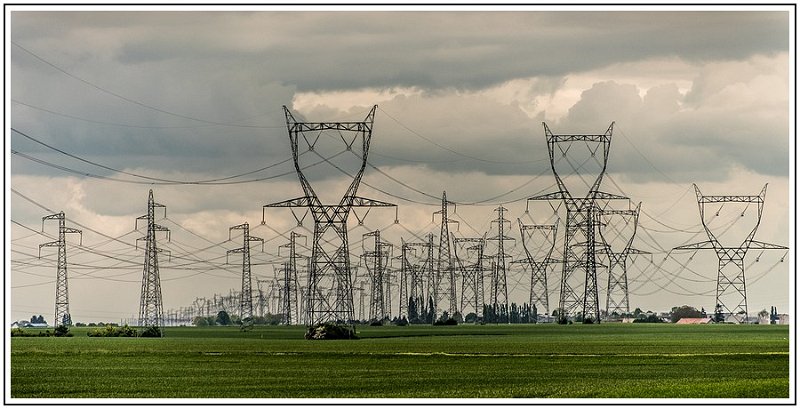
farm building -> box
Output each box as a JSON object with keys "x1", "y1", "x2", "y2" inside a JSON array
[{"x1": 675, "y1": 318, "x2": 713, "y2": 324}]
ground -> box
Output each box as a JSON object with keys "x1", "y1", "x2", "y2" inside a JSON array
[{"x1": 9, "y1": 323, "x2": 790, "y2": 399}]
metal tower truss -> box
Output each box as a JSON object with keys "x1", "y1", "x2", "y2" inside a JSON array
[
  {"x1": 227, "y1": 222, "x2": 264, "y2": 329},
  {"x1": 405, "y1": 234, "x2": 435, "y2": 321},
  {"x1": 528, "y1": 122, "x2": 626, "y2": 324},
  {"x1": 486, "y1": 206, "x2": 515, "y2": 321},
  {"x1": 516, "y1": 219, "x2": 559, "y2": 319},
  {"x1": 276, "y1": 231, "x2": 305, "y2": 325},
  {"x1": 263, "y1": 105, "x2": 395, "y2": 325},
  {"x1": 39, "y1": 211, "x2": 82, "y2": 326},
  {"x1": 361, "y1": 230, "x2": 392, "y2": 321},
  {"x1": 673, "y1": 184, "x2": 787, "y2": 323},
  {"x1": 453, "y1": 236, "x2": 486, "y2": 318},
  {"x1": 596, "y1": 204, "x2": 648, "y2": 319},
  {"x1": 398, "y1": 241, "x2": 411, "y2": 319},
  {"x1": 433, "y1": 191, "x2": 459, "y2": 320},
  {"x1": 136, "y1": 190, "x2": 171, "y2": 329}
]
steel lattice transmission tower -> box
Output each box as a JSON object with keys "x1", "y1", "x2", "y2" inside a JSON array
[
  {"x1": 227, "y1": 222, "x2": 264, "y2": 329},
  {"x1": 597, "y1": 204, "x2": 647, "y2": 319},
  {"x1": 39, "y1": 211, "x2": 82, "y2": 326},
  {"x1": 433, "y1": 191, "x2": 459, "y2": 320},
  {"x1": 276, "y1": 231, "x2": 305, "y2": 325},
  {"x1": 263, "y1": 105, "x2": 395, "y2": 325},
  {"x1": 673, "y1": 184, "x2": 787, "y2": 323},
  {"x1": 136, "y1": 190, "x2": 170, "y2": 329},
  {"x1": 486, "y1": 206, "x2": 514, "y2": 322},
  {"x1": 453, "y1": 236, "x2": 486, "y2": 318},
  {"x1": 516, "y1": 219, "x2": 558, "y2": 319},
  {"x1": 362, "y1": 230, "x2": 391, "y2": 321},
  {"x1": 398, "y1": 241, "x2": 411, "y2": 319},
  {"x1": 528, "y1": 122, "x2": 625, "y2": 324},
  {"x1": 404, "y1": 234, "x2": 434, "y2": 321}
]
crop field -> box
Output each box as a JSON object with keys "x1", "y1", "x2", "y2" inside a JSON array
[{"x1": 10, "y1": 324, "x2": 790, "y2": 399}]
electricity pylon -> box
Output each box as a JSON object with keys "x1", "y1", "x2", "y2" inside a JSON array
[
  {"x1": 453, "y1": 236, "x2": 486, "y2": 319},
  {"x1": 39, "y1": 211, "x2": 82, "y2": 326},
  {"x1": 405, "y1": 234, "x2": 434, "y2": 322},
  {"x1": 517, "y1": 219, "x2": 558, "y2": 319},
  {"x1": 276, "y1": 232, "x2": 305, "y2": 326},
  {"x1": 263, "y1": 105, "x2": 395, "y2": 325},
  {"x1": 597, "y1": 203, "x2": 647, "y2": 319},
  {"x1": 528, "y1": 122, "x2": 625, "y2": 324},
  {"x1": 136, "y1": 189, "x2": 170, "y2": 329},
  {"x1": 433, "y1": 191, "x2": 458, "y2": 321},
  {"x1": 227, "y1": 222, "x2": 264, "y2": 329},
  {"x1": 362, "y1": 230, "x2": 391, "y2": 321},
  {"x1": 486, "y1": 206, "x2": 514, "y2": 322},
  {"x1": 398, "y1": 241, "x2": 411, "y2": 319},
  {"x1": 673, "y1": 184, "x2": 787, "y2": 323}
]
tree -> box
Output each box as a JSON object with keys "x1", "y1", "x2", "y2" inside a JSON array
[
  {"x1": 215, "y1": 310, "x2": 232, "y2": 326},
  {"x1": 758, "y1": 309, "x2": 769, "y2": 321},
  {"x1": 669, "y1": 305, "x2": 704, "y2": 323},
  {"x1": 713, "y1": 304, "x2": 725, "y2": 323}
]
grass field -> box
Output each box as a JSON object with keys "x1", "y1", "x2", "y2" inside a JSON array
[{"x1": 10, "y1": 323, "x2": 790, "y2": 399}]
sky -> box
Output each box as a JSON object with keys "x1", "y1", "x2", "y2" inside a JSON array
[{"x1": 6, "y1": 5, "x2": 794, "y2": 325}]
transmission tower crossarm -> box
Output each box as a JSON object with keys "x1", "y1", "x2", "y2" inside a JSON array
[
  {"x1": 673, "y1": 240, "x2": 715, "y2": 251},
  {"x1": 264, "y1": 196, "x2": 315, "y2": 208},
  {"x1": 350, "y1": 196, "x2": 396, "y2": 207},
  {"x1": 748, "y1": 240, "x2": 789, "y2": 250},
  {"x1": 528, "y1": 191, "x2": 568, "y2": 201}
]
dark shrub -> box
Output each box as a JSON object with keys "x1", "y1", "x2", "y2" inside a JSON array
[
  {"x1": 304, "y1": 322, "x2": 358, "y2": 340},
  {"x1": 54, "y1": 325, "x2": 73, "y2": 337},
  {"x1": 140, "y1": 326, "x2": 162, "y2": 338}
]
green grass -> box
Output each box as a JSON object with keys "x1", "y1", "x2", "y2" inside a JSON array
[{"x1": 11, "y1": 324, "x2": 790, "y2": 399}]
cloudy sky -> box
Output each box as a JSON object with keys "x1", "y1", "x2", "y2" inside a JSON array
[{"x1": 6, "y1": 5, "x2": 794, "y2": 324}]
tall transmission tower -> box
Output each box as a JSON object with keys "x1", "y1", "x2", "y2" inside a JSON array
[
  {"x1": 277, "y1": 232, "x2": 304, "y2": 325},
  {"x1": 263, "y1": 105, "x2": 395, "y2": 325},
  {"x1": 528, "y1": 122, "x2": 625, "y2": 324},
  {"x1": 673, "y1": 184, "x2": 787, "y2": 323},
  {"x1": 486, "y1": 206, "x2": 514, "y2": 322},
  {"x1": 453, "y1": 236, "x2": 486, "y2": 319},
  {"x1": 136, "y1": 189, "x2": 170, "y2": 329},
  {"x1": 39, "y1": 211, "x2": 82, "y2": 326},
  {"x1": 227, "y1": 222, "x2": 264, "y2": 328},
  {"x1": 517, "y1": 219, "x2": 558, "y2": 319},
  {"x1": 362, "y1": 230, "x2": 391, "y2": 321},
  {"x1": 398, "y1": 241, "x2": 411, "y2": 319},
  {"x1": 405, "y1": 234, "x2": 434, "y2": 322},
  {"x1": 433, "y1": 191, "x2": 459, "y2": 320},
  {"x1": 597, "y1": 204, "x2": 647, "y2": 319}
]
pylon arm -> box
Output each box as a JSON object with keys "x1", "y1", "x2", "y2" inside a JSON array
[
  {"x1": 350, "y1": 196, "x2": 396, "y2": 207},
  {"x1": 38, "y1": 241, "x2": 59, "y2": 257},
  {"x1": 264, "y1": 196, "x2": 314, "y2": 208},
  {"x1": 592, "y1": 191, "x2": 629, "y2": 200},
  {"x1": 748, "y1": 240, "x2": 789, "y2": 250},
  {"x1": 673, "y1": 241, "x2": 715, "y2": 251},
  {"x1": 528, "y1": 191, "x2": 567, "y2": 201}
]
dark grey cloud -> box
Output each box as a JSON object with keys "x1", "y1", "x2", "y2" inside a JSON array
[{"x1": 11, "y1": 10, "x2": 789, "y2": 92}]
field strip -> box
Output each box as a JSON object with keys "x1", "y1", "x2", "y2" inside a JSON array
[{"x1": 198, "y1": 351, "x2": 789, "y2": 358}]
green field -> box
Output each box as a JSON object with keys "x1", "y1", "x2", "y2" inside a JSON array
[{"x1": 10, "y1": 324, "x2": 790, "y2": 399}]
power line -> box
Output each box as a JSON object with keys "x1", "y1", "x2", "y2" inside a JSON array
[{"x1": 12, "y1": 41, "x2": 280, "y2": 129}]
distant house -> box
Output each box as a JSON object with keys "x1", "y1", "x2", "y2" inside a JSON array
[
  {"x1": 777, "y1": 314, "x2": 790, "y2": 325},
  {"x1": 621, "y1": 317, "x2": 636, "y2": 323},
  {"x1": 675, "y1": 317, "x2": 712, "y2": 324},
  {"x1": 11, "y1": 321, "x2": 48, "y2": 329}
]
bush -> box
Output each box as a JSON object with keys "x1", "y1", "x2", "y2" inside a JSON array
[
  {"x1": 304, "y1": 322, "x2": 358, "y2": 340},
  {"x1": 433, "y1": 318, "x2": 458, "y2": 326},
  {"x1": 369, "y1": 320, "x2": 383, "y2": 326},
  {"x1": 140, "y1": 326, "x2": 162, "y2": 338},
  {"x1": 88, "y1": 325, "x2": 138, "y2": 337},
  {"x1": 54, "y1": 325, "x2": 73, "y2": 337}
]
